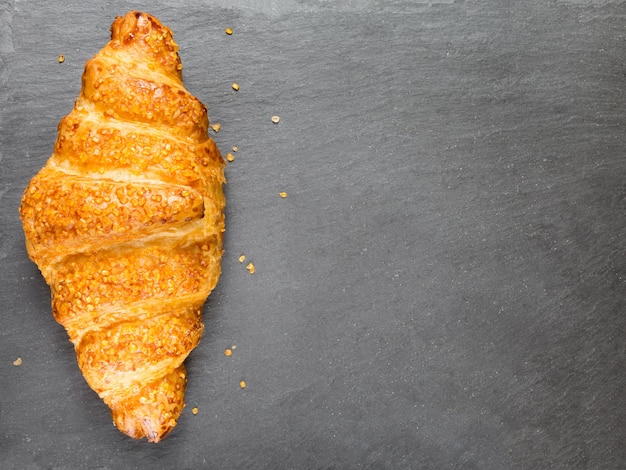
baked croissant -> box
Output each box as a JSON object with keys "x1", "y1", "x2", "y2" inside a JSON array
[{"x1": 19, "y1": 11, "x2": 225, "y2": 442}]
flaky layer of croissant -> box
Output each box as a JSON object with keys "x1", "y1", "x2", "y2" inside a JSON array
[{"x1": 19, "y1": 11, "x2": 225, "y2": 442}]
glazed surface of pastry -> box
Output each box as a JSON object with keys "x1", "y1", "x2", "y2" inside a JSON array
[{"x1": 19, "y1": 11, "x2": 225, "y2": 442}]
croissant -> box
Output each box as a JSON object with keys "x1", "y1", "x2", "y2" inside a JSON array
[{"x1": 19, "y1": 11, "x2": 225, "y2": 442}]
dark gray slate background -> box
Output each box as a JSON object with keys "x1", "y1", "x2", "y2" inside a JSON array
[{"x1": 1, "y1": 0, "x2": 625, "y2": 469}]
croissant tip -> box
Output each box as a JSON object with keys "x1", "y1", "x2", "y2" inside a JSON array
[
  {"x1": 143, "y1": 419, "x2": 163, "y2": 443},
  {"x1": 108, "y1": 11, "x2": 182, "y2": 76},
  {"x1": 109, "y1": 10, "x2": 166, "y2": 44},
  {"x1": 112, "y1": 409, "x2": 176, "y2": 443}
]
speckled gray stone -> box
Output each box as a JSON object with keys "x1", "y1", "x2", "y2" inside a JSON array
[{"x1": 1, "y1": 1, "x2": 624, "y2": 468}]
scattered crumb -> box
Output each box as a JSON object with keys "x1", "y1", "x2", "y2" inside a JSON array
[
  {"x1": 279, "y1": 192, "x2": 288, "y2": 198},
  {"x1": 226, "y1": 152, "x2": 235, "y2": 162},
  {"x1": 238, "y1": 255, "x2": 245, "y2": 263},
  {"x1": 239, "y1": 380, "x2": 247, "y2": 389},
  {"x1": 57, "y1": 54, "x2": 65, "y2": 63},
  {"x1": 13, "y1": 357, "x2": 22, "y2": 366},
  {"x1": 232, "y1": 146, "x2": 239, "y2": 152},
  {"x1": 210, "y1": 123, "x2": 221, "y2": 133},
  {"x1": 231, "y1": 83, "x2": 240, "y2": 91},
  {"x1": 224, "y1": 348, "x2": 233, "y2": 357},
  {"x1": 271, "y1": 115, "x2": 280, "y2": 124},
  {"x1": 192, "y1": 407, "x2": 199, "y2": 415},
  {"x1": 246, "y1": 262, "x2": 255, "y2": 274},
  {"x1": 231, "y1": 345, "x2": 237, "y2": 350},
  {"x1": 225, "y1": 27, "x2": 233, "y2": 35}
]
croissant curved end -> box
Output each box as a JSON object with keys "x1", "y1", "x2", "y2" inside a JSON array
[
  {"x1": 110, "y1": 10, "x2": 183, "y2": 79},
  {"x1": 109, "y1": 365, "x2": 188, "y2": 443}
]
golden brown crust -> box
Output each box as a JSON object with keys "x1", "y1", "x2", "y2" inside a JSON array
[
  {"x1": 19, "y1": 11, "x2": 224, "y2": 442},
  {"x1": 109, "y1": 11, "x2": 183, "y2": 79},
  {"x1": 110, "y1": 365, "x2": 188, "y2": 442},
  {"x1": 53, "y1": 111, "x2": 223, "y2": 187}
]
